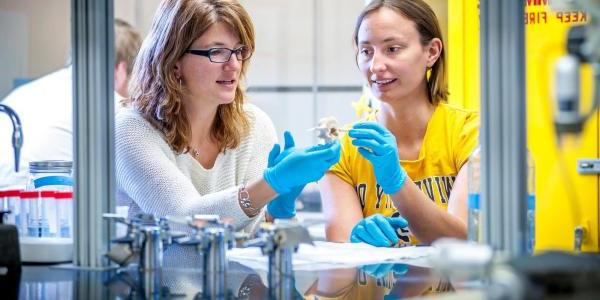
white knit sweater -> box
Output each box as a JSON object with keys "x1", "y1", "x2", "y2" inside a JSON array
[{"x1": 115, "y1": 103, "x2": 276, "y2": 232}]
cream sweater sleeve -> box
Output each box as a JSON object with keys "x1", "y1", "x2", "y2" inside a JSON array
[{"x1": 115, "y1": 106, "x2": 275, "y2": 230}]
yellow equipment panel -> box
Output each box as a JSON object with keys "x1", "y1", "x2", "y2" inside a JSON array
[{"x1": 445, "y1": 0, "x2": 599, "y2": 252}]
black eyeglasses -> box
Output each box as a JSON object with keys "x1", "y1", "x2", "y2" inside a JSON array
[{"x1": 185, "y1": 45, "x2": 252, "y2": 63}]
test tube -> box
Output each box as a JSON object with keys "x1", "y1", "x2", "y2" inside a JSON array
[
  {"x1": 20, "y1": 191, "x2": 39, "y2": 237},
  {"x1": 2, "y1": 190, "x2": 21, "y2": 225},
  {"x1": 54, "y1": 191, "x2": 73, "y2": 238},
  {"x1": 41, "y1": 190, "x2": 56, "y2": 237},
  {"x1": 17, "y1": 191, "x2": 28, "y2": 236},
  {"x1": 0, "y1": 191, "x2": 6, "y2": 223}
]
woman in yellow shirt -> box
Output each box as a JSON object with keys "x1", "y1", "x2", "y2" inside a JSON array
[{"x1": 319, "y1": 0, "x2": 478, "y2": 247}]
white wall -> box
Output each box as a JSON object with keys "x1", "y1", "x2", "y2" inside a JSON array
[
  {"x1": 0, "y1": 0, "x2": 70, "y2": 97},
  {"x1": 241, "y1": 0, "x2": 365, "y2": 146},
  {"x1": 0, "y1": 0, "x2": 448, "y2": 147}
]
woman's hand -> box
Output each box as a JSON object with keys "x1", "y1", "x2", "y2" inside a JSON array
[
  {"x1": 349, "y1": 122, "x2": 407, "y2": 195},
  {"x1": 350, "y1": 213, "x2": 409, "y2": 247},
  {"x1": 266, "y1": 131, "x2": 304, "y2": 219},
  {"x1": 263, "y1": 134, "x2": 341, "y2": 194}
]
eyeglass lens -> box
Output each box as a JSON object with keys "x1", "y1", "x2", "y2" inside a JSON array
[{"x1": 210, "y1": 46, "x2": 250, "y2": 63}]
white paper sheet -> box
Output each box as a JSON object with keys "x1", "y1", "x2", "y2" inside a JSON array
[{"x1": 227, "y1": 241, "x2": 434, "y2": 271}]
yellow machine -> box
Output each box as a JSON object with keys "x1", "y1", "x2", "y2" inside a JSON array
[{"x1": 446, "y1": 0, "x2": 599, "y2": 252}]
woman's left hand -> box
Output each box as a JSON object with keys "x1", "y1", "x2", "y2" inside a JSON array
[
  {"x1": 349, "y1": 122, "x2": 407, "y2": 195},
  {"x1": 266, "y1": 131, "x2": 304, "y2": 219}
]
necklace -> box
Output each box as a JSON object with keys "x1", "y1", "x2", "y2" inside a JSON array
[{"x1": 192, "y1": 148, "x2": 200, "y2": 157}]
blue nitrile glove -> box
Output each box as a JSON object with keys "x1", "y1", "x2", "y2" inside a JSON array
[
  {"x1": 263, "y1": 139, "x2": 341, "y2": 195},
  {"x1": 361, "y1": 263, "x2": 409, "y2": 279},
  {"x1": 267, "y1": 131, "x2": 305, "y2": 219},
  {"x1": 350, "y1": 213, "x2": 409, "y2": 247},
  {"x1": 349, "y1": 122, "x2": 407, "y2": 195}
]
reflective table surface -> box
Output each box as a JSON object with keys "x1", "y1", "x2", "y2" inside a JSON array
[{"x1": 2, "y1": 260, "x2": 460, "y2": 299}]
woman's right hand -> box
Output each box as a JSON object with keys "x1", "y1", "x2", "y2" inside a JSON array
[
  {"x1": 349, "y1": 122, "x2": 407, "y2": 195},
  {"x1": 263, "y1": 139, "x2": 341, "y2": 194}
]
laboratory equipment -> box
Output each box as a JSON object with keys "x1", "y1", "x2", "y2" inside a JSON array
[
  {"x1": 0, "y1": 103, "x2": 23, "y2": 172},
  {"x1": 448, "y1": 0, "x2": 599, "y2": 253},
  {"x1": 103, "y1": 213, "x2": 184, "y2": 271},
  {"x1": 27, "y1": 161, "x2": 73, "y2": 191},
  {"x1": 26, "y1": 190, "x2": 53, "y2": 238},
  {"x1": 244, "y1": 220, "x2": 312, "y2": 300},
  {"x1": 171, "y1": 214, "x2": 237, "y2": 299},
  {"x1": 18, "y1": 190, "x2": 72, "y2": 263},
  {"x1": 1, "y1": 190, "x2": 20, "y2": 225},
  {"x1": 467, "y1": 146, "x2": 536, "y2": 254},
  {"x1": 104, "y1": 268, "x2": 182, "y2": 299},
  {"x1": 546, "y1": 0, "x2": 600, "y2": 252},
  {"x1": 19, "y1": 161, "x2": 74, "y2": 263},
  {"x1": 552, "y1": 25, "x2": 599, "y2": 137},
  {"x1": 526, "y1": 152, "x2": 536, "y2": 255},
  {"x1": 467, "y1": 146, "x2": 481, "y2": 243},
  {"x1": 54, "y1": 191, "x2": 72, "y2": 238}
]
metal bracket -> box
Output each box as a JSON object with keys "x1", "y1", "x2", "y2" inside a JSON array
[
  {"x1": 574, "y1": 226, "x2": 587, "y2": 252},
  {"x1": 577, "y1": 159, "x2": 600, "y2": 174}
]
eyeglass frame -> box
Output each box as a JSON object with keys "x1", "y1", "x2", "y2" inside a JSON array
[{"x1": 185, "y1": 45, "x2": 252, "y2": 63}]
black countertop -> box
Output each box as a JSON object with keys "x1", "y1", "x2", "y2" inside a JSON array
[{"x1": 2, "y1": 260, "x2": 455, "y2": 299}]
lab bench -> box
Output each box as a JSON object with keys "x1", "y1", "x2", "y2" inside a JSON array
[{"x1": 4, "y1": 259, "x2": 466, "y2": 299}]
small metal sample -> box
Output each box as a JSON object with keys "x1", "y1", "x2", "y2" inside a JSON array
[{"x1": 309, "y1": 116, "x2": 347, "y2": 144}]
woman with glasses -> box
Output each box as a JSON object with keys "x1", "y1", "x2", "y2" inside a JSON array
[
  {"x1": 319, "y1": 0, "x2": 479, "y2": 247},
  {"x1": 116, "y1": 0, "x2": 340, "y2": 234}
]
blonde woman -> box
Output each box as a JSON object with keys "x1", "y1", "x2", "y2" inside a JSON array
[{"x1": 116, "y1": 0, "x2": 340, "y2": 232}]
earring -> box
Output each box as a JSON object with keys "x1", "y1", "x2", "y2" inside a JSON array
[{"x1": 178, "y1": 78, "x2": 182, "y2": 89}]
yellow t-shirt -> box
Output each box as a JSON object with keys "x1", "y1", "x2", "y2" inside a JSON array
[
  {"x1": 329, "y1": 102, "x2": 479, "y2": 245},
  {"x1": 303, "y1": 269, "x2": 454, "y2": 299}
]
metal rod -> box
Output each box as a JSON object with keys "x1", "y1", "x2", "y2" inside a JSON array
[
  {"x1": 72, "y1": 0, "x2": 115, "y2": 268},
  {"x1": 479, "y1": 0, "x2": 527, "y2": 256},
  {"x1": 202, "y1": 229, "x2": 228, "y2": 299},
  {"x1": 268, "y1": 248, "x2": 294, "y2": 300}
]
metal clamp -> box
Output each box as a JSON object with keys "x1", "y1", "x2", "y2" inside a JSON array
[
  {"x1": 170, "y1": 215, "x2": 238, "y2": 299},
  {"x1": 244, "y1": 220, "x2": 313, "y2": 300},
  {"x1": 103, "y1": 213, "x2": 185, "y2": 271}
]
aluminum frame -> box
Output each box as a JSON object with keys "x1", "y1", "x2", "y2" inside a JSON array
[
  {"x1": 480, "y1": 0, "x2": 528, "y2": 256},
  {"x1": 72, "y1": 0, "x2": 115, "y2": 268}
]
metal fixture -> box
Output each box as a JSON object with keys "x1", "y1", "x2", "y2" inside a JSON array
[
  {"x1": 244, "y1": 220, "x2": 312, "y2": 300},
  {"x1": 480, "y1": 0, "x2": 528, "y2": 257},
  {"x1": 171, "y1": 215, "x2": 237, "y2": 299},
  {"x1": 102, "y1": 213, "x2": 184, "y2": 271},
  {"x1": 104, "y1": 267, "x2": 185, "y2": 299},
  {"x1": 551, "y1": 1, "x2": 600, "y2": 138},
  {"x1": 577, "y1": 159, "x2": 600, "y2": 174},
  {"x1": 553, "y1": 25, "x2": 600, "y2": 137},
  {"x1": 71, "y1": 0, "x2": 114, "y2": 269},
  {"x1": 574, "y1": 225, "x2": 587, "y2": 252},
  {"x1": 0, "y1": 104, "x2": 23, "y2": 172}
]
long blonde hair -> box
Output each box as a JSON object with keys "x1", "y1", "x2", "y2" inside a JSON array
[
  {"x1": 127, "y1": 0, "x2": 254, "y2": 153},
  {"x1": 353, "y1": 0, "x2": 448, "y2": 104}
]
